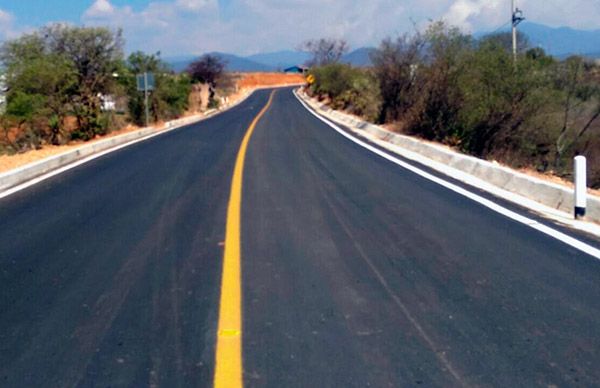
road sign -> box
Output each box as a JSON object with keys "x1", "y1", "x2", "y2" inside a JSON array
[
  {"x1": 136, "y1": 73, "x2": 155, "y2": 91},
  {"x1": 136, "y1": 72, "x2": 155, "y2": 127},
  {"x1": 306, "y1": 74, "x2": 315, "y2": 84}
]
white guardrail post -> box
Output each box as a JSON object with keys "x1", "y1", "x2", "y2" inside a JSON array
[{"x1": 574, "y1": 155, "x2": 587, "y2": 219}]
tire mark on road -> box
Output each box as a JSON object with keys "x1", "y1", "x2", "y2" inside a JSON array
[{"x1": 305, "y1": 150, "x2": 469, "y2": 387}]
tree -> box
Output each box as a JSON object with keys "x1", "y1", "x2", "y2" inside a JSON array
[
  {"x1": 43, "y1": 24, "x2": 124, "y2": 139},
  {"x1": 186, "y1": 54, "x2": 226, "y2": 87},
  {"x1": 309, "y1": 63, "x2": 381, "y2": 122},
  {"x1": 1, "y1": 25, "x2": 123, "y2": 147},
  {"x1": 404, "y1": 22, "x2": 472, "y2": 141},
  {"x1": 371, "y1": 33, "x2": 425, "y2": 123},
  {"x1": 457, "y1": 38, "x2": 552, "y2": 157},
  {"x1": 3, "y1": 91, "x2": 46, "y2": 151},
  {"x1": 0, "y1": 33, "x2": 46, "y2": 68},
  {"x1": 0, "y1": 23, "x2": 197, "y2": 152},
  {"x1": 553, "y1": 56, "x2": 600, "y2": 166},
  {"x1": 1, "y1": 32, "x2": 77, "y2": 146},
  {"x1": 302, "y1": 38, "x2": 349, "y2": 67},
  {"x1": 310, "y1": 63, "x2": 355, "y2": 99},
  {"x1": 11, "y1": 55, "x2": 77, "y2": 144}
]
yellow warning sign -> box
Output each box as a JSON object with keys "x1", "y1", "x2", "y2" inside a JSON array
[{"x1": 306, "y1": 74, "x2": 315, "y2": 84}]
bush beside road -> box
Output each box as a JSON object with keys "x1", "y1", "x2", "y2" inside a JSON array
[{"x1": 307, "y1": 22, "x2": 600, "y2": 189}]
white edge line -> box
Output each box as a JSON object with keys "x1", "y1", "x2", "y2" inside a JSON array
[
  {"x1": 293, "y1": 89, "x2": 600, "y2": 261},
  {"x1": 0, "y1": 86, "x2": 293, "y2": 200}
]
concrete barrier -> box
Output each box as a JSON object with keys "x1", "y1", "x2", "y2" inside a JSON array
[{"x1": 298, "y1": 91, "x2": 600, "y2": 224}]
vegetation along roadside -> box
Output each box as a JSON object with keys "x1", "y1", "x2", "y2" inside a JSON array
[
  {"x1": 0, "y1": 24, "x2": 302, "y2": 173},
  {"x1": 305, "y1": 22, "x2": 600, "y2": 189}
]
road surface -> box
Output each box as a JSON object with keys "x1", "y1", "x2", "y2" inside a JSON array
[{"x1": 1, "y1": 87, "x2": 600, "y2": 387}]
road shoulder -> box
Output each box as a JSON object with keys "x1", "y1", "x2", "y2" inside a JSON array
[{"x1": 295, "y1": 88, "x2": 600, "y2": 240}]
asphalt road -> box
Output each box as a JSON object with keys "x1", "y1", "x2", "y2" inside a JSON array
[{"x1": 1, "y1": 87, "x2": 600, "y2": 387}]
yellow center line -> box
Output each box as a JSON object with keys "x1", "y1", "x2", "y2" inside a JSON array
[{"x1": 214, "y1": 90, "x2": 276, "y2": 388}]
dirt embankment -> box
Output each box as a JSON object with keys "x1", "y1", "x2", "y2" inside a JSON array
[
  {"x1": 235, "y1": 72, "x2": 305, "y2": 89},
  {"x1": 0, "y1": 73, "x2": 306, "y2": 174}
]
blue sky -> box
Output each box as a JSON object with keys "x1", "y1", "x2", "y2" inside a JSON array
[
  {"x1": 0, "y1": 0, "x2": 152, "y2": 21},
  {"x1": 0, "y1": 0, "x2": 235, "y2": 23},
  {"x1": 0, "y1": 0, "x2": 598, "y2": 57}
]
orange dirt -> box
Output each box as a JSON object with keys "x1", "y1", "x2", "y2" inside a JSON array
[
  {"x1": 0, "y1": 73, "x2": 306, "y2": 175},
  {"x1": 235, "y1": 72, "x2": 305, "y2": 89}
]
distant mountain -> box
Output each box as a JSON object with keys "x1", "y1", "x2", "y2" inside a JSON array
[
  {"x1": 163, "y1": 54, "x2": 197, "y2": 64},
  {"x1": 246, "y1": 50, "x2": 310, "y2": 70},
  {"x1": 246, "y1": 47, "x2": 376, "y2": 68},
  {"x1": 168, "y1": 60, "x2": 190, "y2": 73},
  {"x1": 478, "y1": 22, "x2": 600, "y2": 58},
  {"x1": 210, "y1": 52, "x2": 275, "y2": 72},
  {"x1": 521, "y1": 22, "x2": 600, "y2": 57},
  {"x1": 165, "y1": 47, "x2": 377, "y2": 73},
  {"x1": 166, "y1": 22, "x2": 600, "y2": 73},
  {"x1": 341, "y1": 47, "x2": 375, "y2": 67},
  {"x1": 166, "y1": 52, "x2": 276, "y2": 73},
  {"x1": 167, "y1": 58, "x2": 195, "y2": 72}
]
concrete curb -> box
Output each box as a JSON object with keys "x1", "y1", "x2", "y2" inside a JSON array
[
  {"x1": 0, "y1": 84, "x2": 300, "y2": 194},
  {"x1": 0, "y1": 109, "x2": 230, "y2": 193},
  {"x1": 298, "y1": 91, "x2": 600, "y2": 224},
  {"x1": 0, "y1": 124, "x2": 168, "y2": 193}
]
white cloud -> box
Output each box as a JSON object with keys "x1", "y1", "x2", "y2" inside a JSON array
[
  {"x1": 443, "y1": 0, "x2": 600, "y2": 32},
  {"x1": 175, "y1": 0, "x2": 217, "y2": 12},
  {"x1": 84, "y1": 0, "x2": 115, "y2": 18},
  {"x1": 76, "y1": 0, "x2": 600, "y2": 56},
  {"x1": 0, "y1": 9, "x2": 11, "y2": 23},
  {"x1": 0, "y1": 8, "x2": 19, "y2": 40},
  {"x1": 521, "y1": 0, "x2": 600, "y2": 30},
  {"x1": 442, "y1": 0, "x2": 505, "y2": 32},
  {"x1": 82, "y1": 0, "x2": 231, "y2": 54}
]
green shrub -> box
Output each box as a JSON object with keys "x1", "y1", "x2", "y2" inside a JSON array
[
  {"x1": 309, "y1": 23, "x2": 600, "y2": 187},
  {"x1": 310, "y1": 64, "x2": 382, "y2": 121}
]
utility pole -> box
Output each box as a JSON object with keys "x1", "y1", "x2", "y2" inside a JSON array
[{"x1": 512, "y1": 0, "x2": 525, "y2": 63}]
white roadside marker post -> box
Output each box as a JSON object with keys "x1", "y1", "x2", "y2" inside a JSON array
[{"x1": 574, "y1": 155, "x2": 587, "y2": 219}]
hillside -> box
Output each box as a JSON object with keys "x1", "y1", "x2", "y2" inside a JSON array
[{"x1": 341, "y1": 48, "x2": 375, "y2": 67}]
